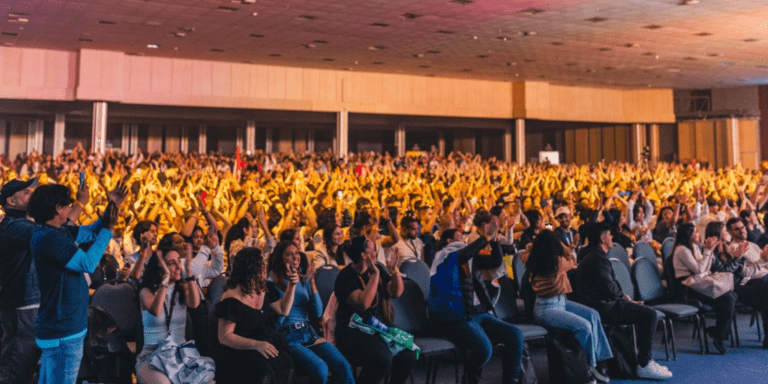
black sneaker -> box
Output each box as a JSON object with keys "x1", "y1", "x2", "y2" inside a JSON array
[{"x1": 706, "y1": 328, "x2": 726, "y2": 355}]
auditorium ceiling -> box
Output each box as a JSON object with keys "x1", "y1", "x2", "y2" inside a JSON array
[{"x1": 1, "y1": 0, "x2": 768, "y2": 89}]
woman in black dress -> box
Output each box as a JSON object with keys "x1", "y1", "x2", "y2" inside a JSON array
[{"x1": 214, "y1": 247, "x2": 299, "y2": 384}]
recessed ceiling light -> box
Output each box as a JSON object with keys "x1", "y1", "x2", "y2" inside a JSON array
[
  {"x1": 565, "y1": 62, "x2": 578, "y2": 66},
  {"x1": 707, "y1": 53, "x2": 723, "y2": 57},
  {"x1": 179, "y1": 27, "x2": 195, "y2": 32},
  {"x1": 683, "y1": 56, "x2": 696, "y2": 61},
  {"x1": 524, "y1": 58, "x2": 535, "y2": 63},
  {"x1": 426, "y1": 50, "x2": 441, "y2": 54},
  {"x1": 586, "y1": 17, "x2": 608, "y2": 23},
  {"x1": 624, "y1": 43, "x2": 638, "y2": 48},
  {"x1": 551, "y1": 41, "x2": 564, "y2": 46},
  {"x1": 586, "y1": 69, "x2": 595, "y2": 73},
  {"x1": 145, "y1": 21, "x2": 162, "y2": 26},
  {"x1": 496, "y1": 36, "x2": 510, "y2": 41},
  {"x1": 506, "y1": 62, "x2": 517, "y2": 66},
  {"x1": 217, "y1": 6, "x2": 238, "y2": 11},
  {"x1": 678, "y1": 0, "x2": 699, "y2": 4},
  {"x1": 437, "y1": 30, "x2": 454, "y2": 34},
  {"x1": 667, "y1": 68, "x2": 680, "y2": 72},
  {"x1": 644, "y1": 24, "x2": 663, "y2": 29},
  {"x1": 269, "y1": 53, "x2": 281, "y2": 57},
  {"x1": 694, "y1": 32, "x2": 712, "y2": 37},
  {"x1": 451, "y1": 0, "x2": 474, "y2": 5},
  {"x1": 520, "y1": 31, "x2": 536, "y2": 36},
  {"x1": 175, "y1": 32, "x2": 186, "y2": 37},
  {"x1": 249, "y1": 34, "x2": 264, "y2": 38},
  {"x1": 604, "y1": 66, "x2": 615, "y2": 70},
  {"x1": 598, "y1": 47, "x2": 612, "y2": 51},
  {"x1": 371, "y1": 23, "x2": 389, "y2": 27},
  {"x1": 520, "y1": 8, "x2": 545, "y2": 15},
  {"x1": 78, "y1": 38, "x2": 93, "y2": 42},
  {"x1": 313, "y1": 40, "x2": 327, "y2": 44},
  {"x1": 241, "y1": 0, "x2": 256, "y2": 3},
  {"x1": 718, "y1": 61, "x2": 734, "y2": 66},
  {"x1": 477, "y1": 54, "x2": 489, "y2": 58},
  {"x1": 642, "y1": 52, "x2": 655, "y2": 56},
  {"x1": 401, "y1": 13, "x2": 421, "y2": 19},
  {"x1": 147, "y1": 44, "x2": 159, "y2": 49},
  {"x1": 743, "y1": 38, "x2": 759, "y2": 42},
  {"x1": 210, "y1": 48, "x2": 224, "y2": 52},
  {"x1": 412, "y1": 53, "x2": 425, "y2": 58},
  {"x1": 459, "y1": 68, "x2": 473, "y2": 72},
  {"x1": 323, "y1": 58, "x2": 335, "y2": 62},
  {"x1": 99, "y1": 20, "x2": 117, "y2": 25},
  {"x1": 372, "y1": 61, "x2": 384, "y2": 65},
  {"x1": 298, "y1": 15, "x2": 317, "y2": 20},
  {"x1": 419, "y1": 65, "x2": 430, "y2": 68}
]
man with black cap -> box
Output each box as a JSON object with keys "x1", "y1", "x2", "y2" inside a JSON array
[{"x1": 0, "y1": 177, "x2": 40, "y2": 383}]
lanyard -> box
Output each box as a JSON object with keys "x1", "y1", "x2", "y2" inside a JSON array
[{"x1": 163, "y1": 286, "x2": 176, "y2": 332}]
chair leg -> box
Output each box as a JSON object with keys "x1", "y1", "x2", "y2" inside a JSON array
[
  {"x1": 660, "y1": 319, "x2": 669, "y2": 361},
  {"x1": 757, "y1": 311, "x2": 763, "y2": 342},
  {"x1": 668, "y1": 318, "x2": 677, "y2": 361},
  {"x1": 699, "y1": 315, "x2": 709, "y2": 355},
  {"x1": 454, "y1": 350, "x2": 461, "y2": 384},
  {"x1": 732, "y1": 313, "x2": 740, "y2": 347}
]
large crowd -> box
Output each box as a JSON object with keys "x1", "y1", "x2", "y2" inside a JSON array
[{"x1": 2, "y1": 146, "x2": 768, "y2": 384}]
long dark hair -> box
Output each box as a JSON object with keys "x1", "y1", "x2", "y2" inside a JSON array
[
  {"x1": 269, "y1": 240, "x2": 302, "y2": 286},
  {"x1": 323, "y1": 223, "x2": 346, "y2": 265},
  {"x1": 437, "y1": 229, "x2": 459, "y2": 251},
  {"x1": 224, "y1": 217, "x2": 250, "y2": 254},
  {"x1": 226, "y1": 247, "x2": 267, "y2": 295},
  {"x1": 138, "y1": 249, "x2": 184, "y2": 304},
  {"x1": 674, "y1": 223, "x2": 696, "y2": 252},
  {"x1": 705, "y1": 221, "x2": 724, "y2": 239},
  {"x1": 526, "y1": 230, "x2": 566, "y2": 278}
]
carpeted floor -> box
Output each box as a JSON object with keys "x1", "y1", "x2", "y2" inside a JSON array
[{"x1": 412, "y1": 312, "x2": 768, "y2": 384}]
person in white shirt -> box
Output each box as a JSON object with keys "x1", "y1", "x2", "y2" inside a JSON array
[{"x1": 394, "y1": 216, "x2": 424, "y2": 265}]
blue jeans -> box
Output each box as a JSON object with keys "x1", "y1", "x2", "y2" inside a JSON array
[
  {"x1": 284, "y1": 325, "x2": 354, "y2": 384},
  {"x1": 37, "y1": 332, "x2": 85, "y2": 384},
  {"x1": 443, "y1": 313, "x2": 524, "y2": 383},
  {"x1": 533, "y1": 295, "x2": 612, "y2": 367}
]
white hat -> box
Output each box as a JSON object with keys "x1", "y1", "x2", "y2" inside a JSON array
[{"x1": 555, "y1": 206, "x2": 571, "y2": 218}]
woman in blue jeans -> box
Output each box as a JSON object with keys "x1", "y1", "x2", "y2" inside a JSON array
[
  {"x1": 270, "y1": 240, "x2": 355, "y2": 384},
  {"x1": 526, "y1": 230, "x2": 612, "y2": 383}
]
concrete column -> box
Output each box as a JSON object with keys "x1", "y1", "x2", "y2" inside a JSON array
[
  {"x1": 130, "y1": 124, "x2": 139, "y2": 155},
  {"x1": 504, "y1": 127, "x2": 513, "y2": 163},
  {"x1": 91, "y1": 101, "x2": 108, "y2": 153},
  {"x1": 438, "y1": 130, "x2": 445, "y2": 157},
  {"x1": 236, "y1": 126, "x2": 244, "y2": 151},
  {"x1": 121, "y1": 123, "x2": 130, "y2": 154},
  {"x1": 630, "y1": 123, "x2": 645, "y2": 163},
  {"x1": 198, "y1": 124, "x2": 207, "y2": 154},
  {"x1": 0, "y1": 119, "x2": 6, "y2": 156},
  {"x1": 27, "y1": 119, "x2": 43, "y2": 154},
  {"x1": 649, "y1": 123, "x2": 660, "y2": 164},
  {"x1": 246, "y1": 120, "x2": 256, "y2": 154},
  {"x1": 336, "y1": 110, "x2": 349, "y2": 158},
  {"x1": 180, "y1": 125, "x2": 189, "y2": 154},
  {"x1": 265, "y1": 127, "x2": 274, "y2": 153},
  {"x1": 395, "y1": 123, "x2": 406, "y2": 157},
  {"x1": 730, "y1": 118, "x2": 740, "y2": 166},
  {"x1": 515, "y1": 118, "x2": 525, "y2": 164},
  {"x1": 147, "y1": 125, "x2": 163, "y2": 153},
  {"x1": 307, "y1": 130, "x2": 315, "y2": 153},
  {"x1": 53, "y1": 114, "x2": 65, "y2": 156}
]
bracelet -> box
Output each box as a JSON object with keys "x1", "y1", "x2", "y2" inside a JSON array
[
  {"x1": 185, "y1": 276, "x2": 197, "y2": 283},
  {"x1": 74, "y1": 201, "x2": 85, "y2": 208}
]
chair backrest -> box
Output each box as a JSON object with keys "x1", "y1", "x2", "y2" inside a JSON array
[
  {"x1": 610, "y1": 258, "x2": 634, "y2": 300},
  {"x1": 400, "y1": 258, "x2": 431, "y2": 300},
  {"x1": 91, "y1": 282, "x2": 140, "y2": 341},
  {"x1": 493, "y1": 275, "x2": 518, "y2": 322},
  {"x1": 315, "y1": 264, "x2": 340, "y2": 309},
  {"x1": 631, "y1": 257, "x2": 665, "y2": 302},
  {"x1": 206, "y1": 275, "x2": 228, "y2": 303},
  {"x1": 607, "y1": 244, "x2": 631, "y2": 272},
  {"x1": 661, "y1": 237, "x2": 675, "y2": 261},
  {"x1": 633, "y1": 241, "x2": 656, "y2": 263},
  {"x1": 513, "y1": 252, "x2": 526, "y2": 292},
  {"x1": 391, "y1": 279, "x2": 428, "y2": 335}
]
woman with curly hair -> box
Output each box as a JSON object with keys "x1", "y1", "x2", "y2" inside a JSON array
[{"x1": 214, "y1": 247, "x2": 298, "y2": 384}]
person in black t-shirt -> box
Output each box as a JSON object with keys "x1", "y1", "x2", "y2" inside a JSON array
[{"x1": 334, "y1": 236, "x2": 415, "y2": 384}]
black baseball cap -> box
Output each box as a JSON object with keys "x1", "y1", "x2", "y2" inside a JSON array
[{"x1": 0, "y1": 177, "x2": 38, "y2": 206}]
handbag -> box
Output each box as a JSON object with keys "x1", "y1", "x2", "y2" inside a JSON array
[
  {"x1": 148, "y1": 338, "x2": 216, "y2": 384},
  {"x1": 683, "y1": 271, "x2": 734, "y2": 299}
]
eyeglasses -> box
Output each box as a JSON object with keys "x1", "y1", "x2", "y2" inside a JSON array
[{"x1": 729, "y1": 225, "x2": 746, "y2": 231}]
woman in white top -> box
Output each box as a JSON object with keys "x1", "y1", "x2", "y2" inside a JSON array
[
  {"x1": 135, "y1": 241, "x2": 210, "y2": 383},
  {"x1": 671, "y1": 223, "x2": 737, "y2": 354},
  {"x1": 308, "y1": 223, "x2": 346, "y2": 269}
]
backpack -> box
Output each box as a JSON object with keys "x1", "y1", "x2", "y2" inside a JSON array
[
  {"x1": 545, "y1": 328, "x2": 592, "y2": 384},
  {"x1": 605, "y1": 325, "x2": 638, "y2": 378}
]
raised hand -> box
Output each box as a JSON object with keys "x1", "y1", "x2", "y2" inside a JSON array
[
  {"x1": 387, "y1": 246, "x2": 400, "y2": 272},
  {"x1": 702, "y1": 236, "x2": 719, "y2": 251},
  {"x1": 206, "y1": 229, "x2": 219, "y2": 248},
  {"x1": 107, "y1": 179, "x2": 129, "y2": 206},
  {"x1": 286, "y1": 262, "x2": 299, "y2": 286},
  {"x1": 76, "y1": 178, "x2": 89, "y2": 206}
]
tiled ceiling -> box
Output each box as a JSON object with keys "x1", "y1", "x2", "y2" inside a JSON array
[{"x1": 2, "y1": 0, "x2": 768, "y2": 89}]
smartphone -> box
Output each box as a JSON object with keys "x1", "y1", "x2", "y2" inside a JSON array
[
  {"x1": 337, "y1": 190, "x2": 343, "y2": 199},
  {"x1": 79, "y1": 171, "x2": 85, "y2": 186}
]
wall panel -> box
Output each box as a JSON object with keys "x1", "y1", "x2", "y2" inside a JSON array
[
  {"x1": 677, "y1": 121, "x2": 695, "y2": 161},
  {"x1": 574, "y1": 128, "x2": 590, "y2": 165},
  {"x1": 601, "y1": 127, "x2": 616, "y2": 162}
]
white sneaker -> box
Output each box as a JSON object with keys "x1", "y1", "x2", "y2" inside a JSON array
[
  {"x1": 637, "y1": 361, "x2": 673, "y2": 380},
  {"x1": 648, "y1": 360, "x2": 671, "y2": 374}
]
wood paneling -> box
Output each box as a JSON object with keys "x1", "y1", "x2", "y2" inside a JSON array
[
  {"x1": 714, "y1": 119, "x2": 729, "y2": 169},
  {"x1": 564, "y1": 129, "x2": 576, "y2": 164},
  {"x1": 694, "y1": 120, "x2": 715, "y2": 164},
  {"x1": 588, "y1": 127, "x2": 602, "y2": 163},
  {"x1": 601, "y1": 127, "x2": 616, "y2": 162},
  {"x1": 615, "y1": 126, "x2": 629, "y2": 162},
  {"x1": 739, "y1": 119, "x2": 760, "y2": 170},
  {"x1": 677, "y1": 121, "x2": 695, "y2": 161},
  {"x1": 574, "y1": 128, "x2": 590, "y2": 165}
]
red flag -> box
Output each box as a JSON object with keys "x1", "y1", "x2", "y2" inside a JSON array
[{"x1": 235, "y1": 147, "x2": 247, "y2": 172}]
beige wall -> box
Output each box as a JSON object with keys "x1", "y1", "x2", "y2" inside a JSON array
[
  {"x1": 678, "y1": 118, "x2": 760, "y2": 169},
  {"x1": 0, "y1": 47, "x2": 675, "y2": 124}
]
